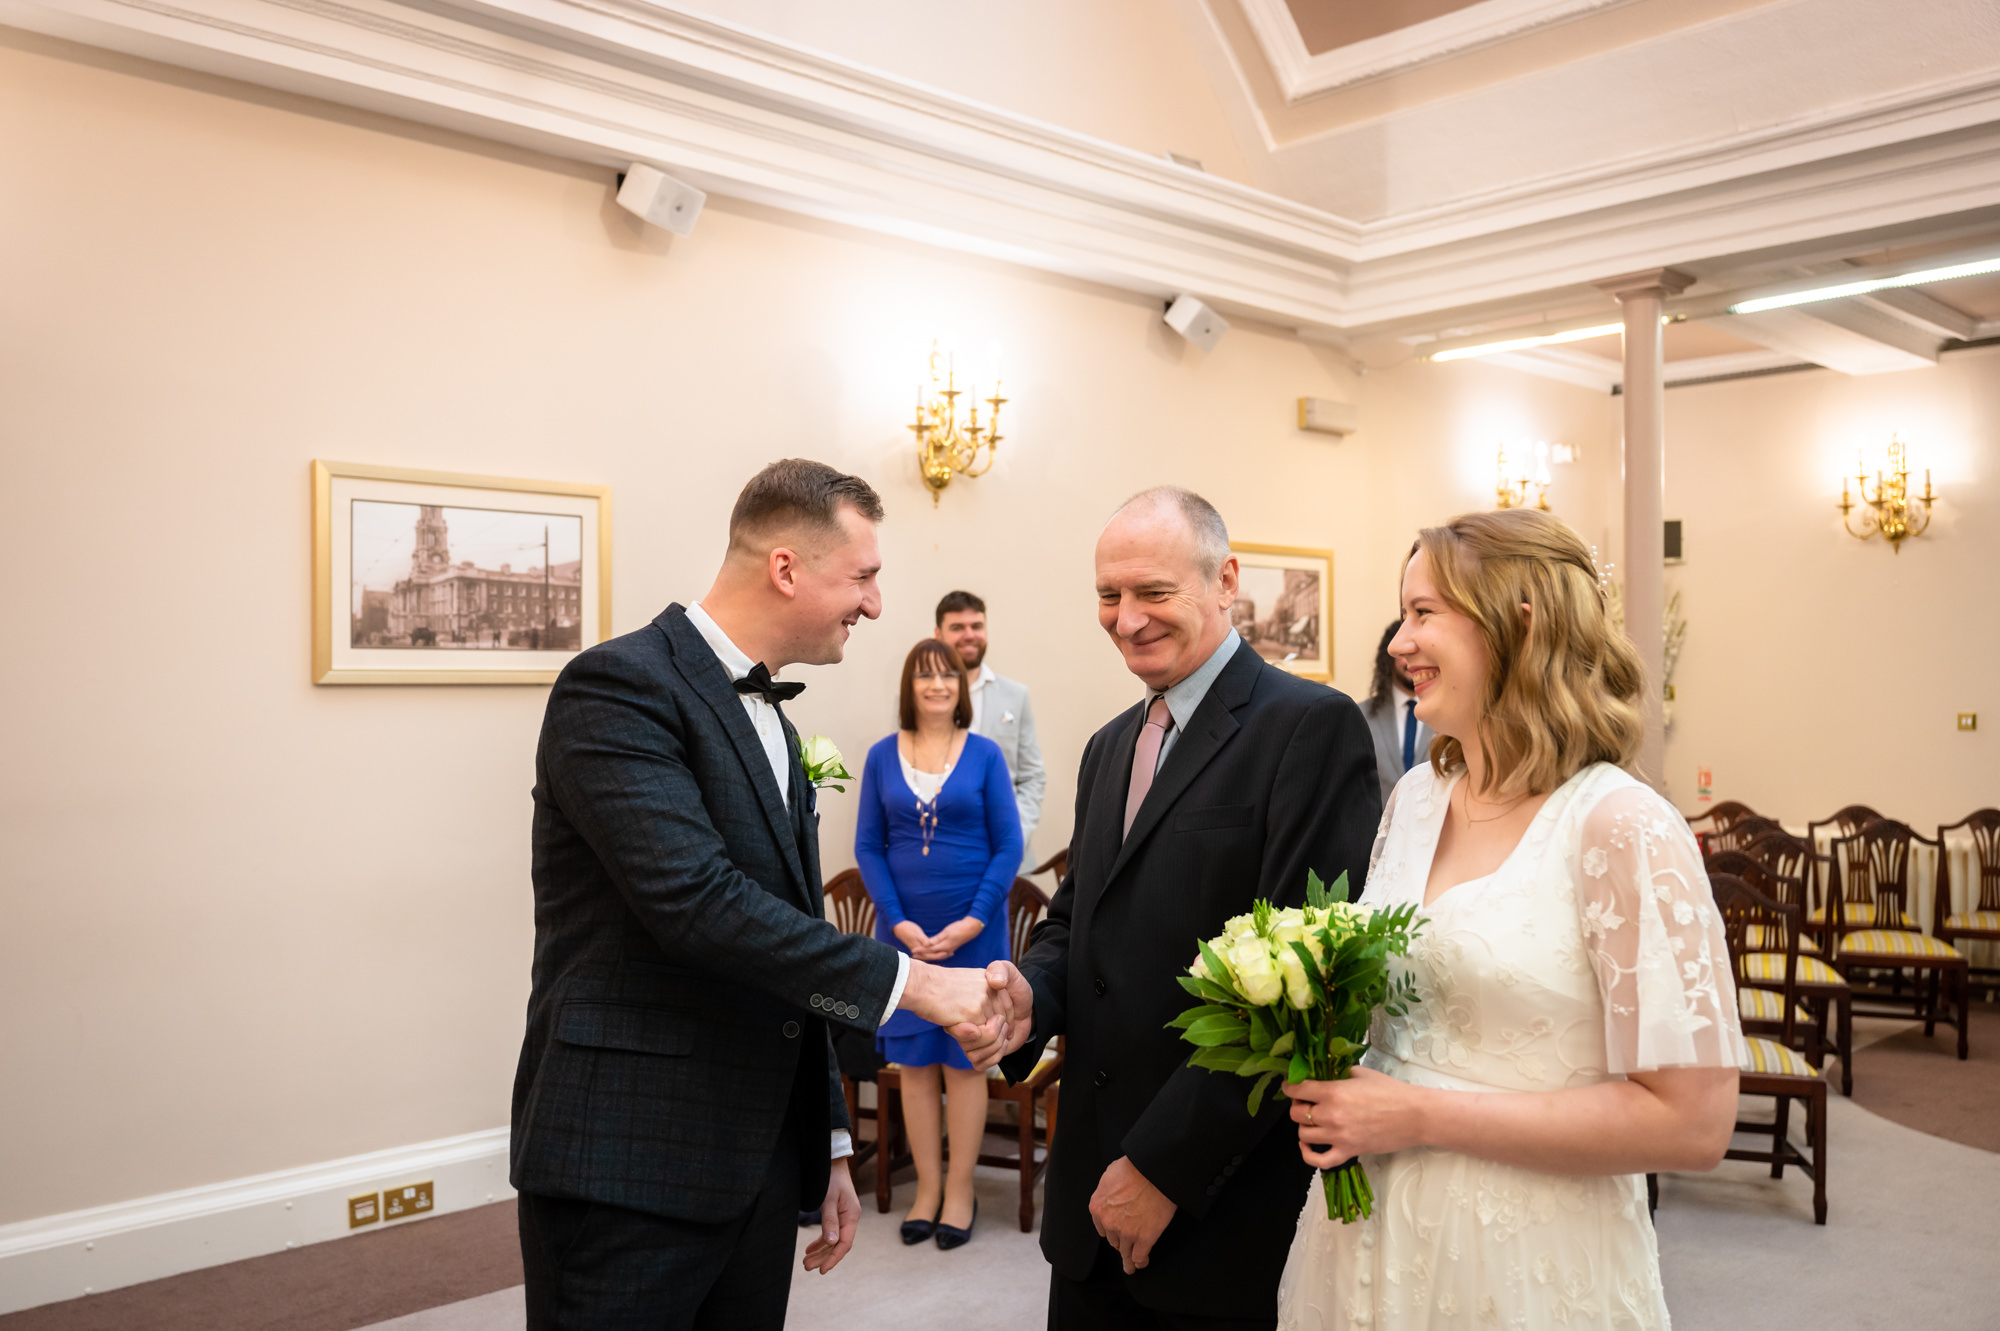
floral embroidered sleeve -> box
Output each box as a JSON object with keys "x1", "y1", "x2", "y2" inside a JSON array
[{"x1": 1577, "y1": 784, "x2": 1748, "y2": 1074}]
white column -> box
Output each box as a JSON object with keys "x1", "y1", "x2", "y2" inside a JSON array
[{"x1": 1595, "y1": 268, "x2": 1691, "y2": 792}]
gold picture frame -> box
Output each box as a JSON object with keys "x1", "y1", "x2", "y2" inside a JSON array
[
  {"x1": 1229, "y1": 542, "x2": 1334, "y2": 682},
  {"x1": 312, "y1": 460, "x2": 612, "y2": 685}
]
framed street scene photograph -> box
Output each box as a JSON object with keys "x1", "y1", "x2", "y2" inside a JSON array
[
  {"x1": 1229, "y1": 542, "x2": 1333, "y2": 682},
  {"x1": 313, "y1": 460, "x2": 611, "y2": 685}
]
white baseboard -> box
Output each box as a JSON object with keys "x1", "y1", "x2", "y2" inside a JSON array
[{"x1": 0, "y1": 1128, "x2": 513, "y2": 1316}]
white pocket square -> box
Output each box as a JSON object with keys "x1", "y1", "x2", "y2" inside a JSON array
[{"x1": 1004, "y1": 711, "x2": 1017, "y2": 724}]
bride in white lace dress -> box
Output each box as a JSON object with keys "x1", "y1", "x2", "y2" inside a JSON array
[{"x1": 1277, "y1": 510, "x2": 1746, "y2": 1331}]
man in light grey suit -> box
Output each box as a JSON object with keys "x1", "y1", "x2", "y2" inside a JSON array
[
  {"x1": 1358, "y1": 617, "x2": 1433, "y2": 806},
  {"x1": 935, "y1": 590, "x2": 1046, "y2": 870}
]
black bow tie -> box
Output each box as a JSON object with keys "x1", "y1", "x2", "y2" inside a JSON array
[{"x1": 733, "y1": 663, "x2": 804, "y2": 705}]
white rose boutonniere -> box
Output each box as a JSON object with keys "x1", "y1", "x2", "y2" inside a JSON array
[{"x1": 799, "y1": 734, "x2": 853, "y2": 793}]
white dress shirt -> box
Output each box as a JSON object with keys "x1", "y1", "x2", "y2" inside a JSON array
[
  {"x1": 968, "y1": 660, "x2": 996, "y2": 733},
  {"x1": 687, "y1": 601, "x2": 909, "y2": 1164}
]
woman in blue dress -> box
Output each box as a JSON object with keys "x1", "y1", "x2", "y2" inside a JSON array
[{"x1": 855, "y1": 638, "x2": 1022, "y2": 1250}]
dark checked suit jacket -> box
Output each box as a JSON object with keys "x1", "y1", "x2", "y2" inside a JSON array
[
  {"x1": 511, "y1": 603, "x2": 902, "y2": 1222},
  {"x1": 999, "y1": 643, "x2": 1381, "y2": 1318}
]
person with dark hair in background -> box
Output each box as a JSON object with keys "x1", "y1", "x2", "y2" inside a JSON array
[
  {"x1": 512, "y1": 459, "x2": 1014, "y2": 1330},
  {"x1": 854, "y1": 638, "x2": 1023, "y2": 1250},
  {"x1": 935, "y1": 589, "x2": 1046, "y2": 870},
  {"x1": 1358, "y1": 618, "x2": 1433, "y2": 805}
]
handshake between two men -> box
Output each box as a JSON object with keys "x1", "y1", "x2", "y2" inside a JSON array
[{"x1": 898, "y1": 957, "x2": 1034, "y2": 1071}]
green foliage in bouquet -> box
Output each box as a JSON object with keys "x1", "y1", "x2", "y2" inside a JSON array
[{"x1": 1167, "y1": 869, "x2": 1424, "y2": 1221}]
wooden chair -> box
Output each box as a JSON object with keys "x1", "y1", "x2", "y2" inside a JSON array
[
  {"x1": 1704, "y1": 815, "x2": 1786, "y2": 856},
  {"x1": 1827, "y1": 820, "x2": 1970, "y2": 1060},
  {"x1": 1031, "y1": 848, "x2": 1069, "y2": 885},
  {"x1": 824, "y1": 869, "x2": 884, "y2": 1171},
  {"x1": 1706, "y1": 848, "x2": 1851, "y2": 1090},
  {"x1": 873, "y1": 878, "x2": 1064, "y2": 1232},
  {"x1": 1711, "y1": 871, "x2": 1829, "y2": 1224},
  {"x1": 1807, "y1": 804, "x2": 1887, "y2": 913},
  {"x1": 1685, "y1": 800, "x2": 1762, "y2": 852},
  {"x1": 1742, "y1": 828, "x2": 1837, "y2": 945},
  {"x1": 1935, "y1": 810, "x2": 2000, "y2": 988}
]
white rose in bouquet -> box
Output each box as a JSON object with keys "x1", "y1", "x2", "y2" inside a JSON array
[
  {"x1": 1227, "y1": 935, "x2": 1284, "y2": 1006},
  {"x1": 1275, "y1": 945, "x2": 1313, "y2": 1010}
]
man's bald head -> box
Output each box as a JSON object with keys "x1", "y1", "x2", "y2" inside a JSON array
[{"x1": 1105, "y1": 486, "x2": 1231, "y2": 582}]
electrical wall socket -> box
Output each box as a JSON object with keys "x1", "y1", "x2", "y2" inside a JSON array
[
  {"x1": 382, "y1": 1181, "x2": 434, "y2": 1222},
  {"x1": 348, "y1": 1193, "x2": 380, "y2": 1229},
  {"x1": 1959, "y1": 713, "x2": 1978, "y2": 731}
]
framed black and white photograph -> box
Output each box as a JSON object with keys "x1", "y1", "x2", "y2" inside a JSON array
[
  {"x1": 1229, "y1": 542, "x2": 1333, "y2": 682},
  {"x1": 312, "y1": 460, "x2": 611, "y2": 684}
]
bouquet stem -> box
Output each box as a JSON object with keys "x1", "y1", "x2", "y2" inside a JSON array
[{"x1": 1322, "y1": 1157, "x2": 1374, "y2": 1223}]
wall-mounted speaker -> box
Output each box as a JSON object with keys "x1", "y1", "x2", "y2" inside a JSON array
[
  {"x1": 1164, "y1": 294, "x2": 1229, "y2": 352},
  {"x1": 616, "y1": 164, "x2": 706, "y2": 236}
]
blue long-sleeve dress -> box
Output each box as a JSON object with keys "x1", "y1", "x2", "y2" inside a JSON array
[{"x1": 855, "y1": 731, "x2": 1023, "y2": 1070}]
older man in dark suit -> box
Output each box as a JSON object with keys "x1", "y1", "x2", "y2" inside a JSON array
[
  {"x1": 975, "y1": 487, "x2": 1381, "y2": 1331},
  {"x1": 512, "y1": 459, "x2": 1009, "y2": 1330}
]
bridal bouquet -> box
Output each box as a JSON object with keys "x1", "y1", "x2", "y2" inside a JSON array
[{"x1": 1169, "y1": 869, "x2": 1423, "y2": 1222}]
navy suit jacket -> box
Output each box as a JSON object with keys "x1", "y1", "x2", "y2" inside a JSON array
[
  {"x1": 511, "y1": 604, "x2": 902, "y2": 1222},
  {"x1": 999, "y1": 643, "x2": 1381, "y2": 1316}
]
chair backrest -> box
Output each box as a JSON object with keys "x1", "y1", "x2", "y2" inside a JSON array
[
  {"x1": 1031, "y1": 848, "x2": 1069, "y2": 884},
  {"x1": 824, "y1": 867, "x2": 878, "y2": 938},
  {"x1": 1938, "y1": 809, "x2": 2000, "y2": 916},
  {"x1": 1811, "y1": 804, "x2": 1887, "y2": 906},
  {"x1": 1710, "y1": 870, "x2": 1801, "y2": 1046},
  {"x1": 1705, "y1": 815, "x2": 1784, "y2": 855},
  {"x1": 1704, "y1": 848, "x2": 1805, "y2": 914},
  {"x1": 1742, "y1": 828, "x2": 1824, "y2": 910},
  {"x1": 1009, "y1": 876, "x2": 1050, "y2": 962},
  {"x1": 1829, "y1": 819, "x2": 1939, "y2": 931},
  {"x1": 1687, "y1": 800, "x2": 1759, "y2": 834}
]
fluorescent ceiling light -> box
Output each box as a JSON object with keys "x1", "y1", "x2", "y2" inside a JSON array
[
  {"x1": 1429, "y1": 322, "x2": 1622, "y2": 362},
  {"x1": 1729, "y1": 256, "x2": 2000, "y2": 314}
]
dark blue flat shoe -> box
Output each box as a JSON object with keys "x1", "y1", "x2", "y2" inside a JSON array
[
  {"x1": 901, "y1": 1200, "x2": 943, "y2": 1245},
  {"x1": 935, "y1": 1199, "x2": 977, "y2": 1250}
]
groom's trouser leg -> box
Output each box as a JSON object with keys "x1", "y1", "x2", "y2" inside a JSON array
[
  {"x1": 1050, "y1": 1245, "x2": 1277, "y2": 1331},
  {"x1": 519, "y1": 1120, "x2": 800, "y2": 1331}
]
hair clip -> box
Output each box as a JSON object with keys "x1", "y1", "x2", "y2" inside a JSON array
[{"x1": 1588, "y1": 545, "x2": 1616, "y2": 600}]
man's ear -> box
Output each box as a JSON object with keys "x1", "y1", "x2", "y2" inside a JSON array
[
  {"x1": 1214, "y1": 554, "x2": 1240, "y2": 610},
  {"x1": 769, "y1": 546, "x2": 802, "y2": 600}
]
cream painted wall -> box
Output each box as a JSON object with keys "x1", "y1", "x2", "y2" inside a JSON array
[
  {"x1": 1661, "y1": 352, "x2": 2000, "y2": 827},
  {"x1": 0, "y1": 30, "x2": 1621, "y2": 1224}
]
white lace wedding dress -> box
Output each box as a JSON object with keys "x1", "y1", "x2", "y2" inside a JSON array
[{"x1": 1277, "y1": 761, "x2": 1746, "y2": 1331}]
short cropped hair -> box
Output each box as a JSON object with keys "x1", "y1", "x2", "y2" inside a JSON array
[
  {"x1": 898, "y1": 638, "x2": 973, "y2": 731},
  {"x1": 727, "y1": 458, "x2": 884, "y2": 558},
  {"x1": 934, "y1": 590, "x2": 986, "y2": 626},
  {"x1": 1115, "y1": 486, "x2": 1231, "y2": 581},
  {"x1": 1367, "y1": 619, "x2": 1401, "y2": 710},
  {"x1": 1412, "y1": 509, "x2": 1644, "y2": 797}
]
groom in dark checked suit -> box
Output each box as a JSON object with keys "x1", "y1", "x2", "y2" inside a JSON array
[
  {"x1": 513, "y1": 459, "x2": 1012, "y2": 1330},
  {"x1": 974, "y1": 487, "x2": 1380, "y2": 1330}
]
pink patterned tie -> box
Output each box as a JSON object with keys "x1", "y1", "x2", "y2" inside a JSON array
[{"x1": 1123, "y1": 697, "x2": 1173, "y2": 839}]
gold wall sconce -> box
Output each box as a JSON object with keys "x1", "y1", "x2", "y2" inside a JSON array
[
  {"x1": 909, "y1": 342, "x2": 1004, "y2": 506},
  {"x1": 1839, "y1": 433, "x2": 1935, "y2": 554},
  {"x1": 1496, "y1": 440, "x2": 1552, "y2": 511}
]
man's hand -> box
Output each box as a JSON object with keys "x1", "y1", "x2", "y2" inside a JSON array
[
  {"x1": 1088, "y1": 1156, "x2": 1176, "y2": 1275},
  {"x1": 949, "y1": 961, "x2": 1034, "y2": 1071},
  {"x1": 800, "y1": 1158, "x2": 861, "y2": 1275}
]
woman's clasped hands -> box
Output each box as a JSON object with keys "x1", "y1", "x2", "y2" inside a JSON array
[
  {"x1": 892, "y1": 916, "x2": 985, "y2": 961},
  {"x1": 1284, "y1": 1067, "x2": 1428, "y2": 1168}
]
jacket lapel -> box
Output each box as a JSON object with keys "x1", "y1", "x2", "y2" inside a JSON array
[
  {"x1": 1075, "y1": 701, "x2": 1146, "y2": 932},
  {"x1": 657, "y1": 605, "x2": 810, "y2": 907},
  {"x1": 779, "y1": 709, "x2": 824, "y2": 911},
  {"x1": 1102, "y1": 645, "x2": 1260, "y2": 888}
]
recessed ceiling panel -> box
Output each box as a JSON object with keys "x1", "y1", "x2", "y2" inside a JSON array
[{"x1": 1283, "y1": 0, "x2": 1492, "y2": 54}]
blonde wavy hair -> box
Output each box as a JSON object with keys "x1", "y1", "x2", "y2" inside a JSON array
[{"x1": 1411, "y1": 509, "x2": 1644, "y2": 796}]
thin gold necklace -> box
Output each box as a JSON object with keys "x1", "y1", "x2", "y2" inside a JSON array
[{"x1": 1461, "y1": 786, "x2": 1528, "y2": 825}]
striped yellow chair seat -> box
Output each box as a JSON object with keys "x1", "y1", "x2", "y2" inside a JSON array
[
  {"x1": 1810, "y1": 903, "x2": 1879, "y2": 927},
  {"x1": 1944, "y1": 911, "x2": 2000, "y2": 933},
  {"x1": 1745, "y1": 924, "x2": 1821, "y2": 954},
  {"x1": 1741, "y1": 1036, "x2": 1822, "y2": 1078},
  {"x1": 1738, "y1": 988, "x2": 1812, "y2": 1024},
  {"x1": 1741, "y1": 952, "x2": 1848, "y2": 987},
  {"x1": 1838, "y1": 930, "x2": 1964, "y2": 960}
]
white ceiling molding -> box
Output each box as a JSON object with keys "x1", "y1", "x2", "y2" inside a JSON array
[
  {"x1": 1239, "y1": 0, "x2": 1636, "y2": 103},
  {"x1": 1725, "y1": 308, "x2": 1939, "y2": 375},
  {"x1": 6, "y1": 0, "x2": 1999, "y2": 342},
  {"x1": 1465, "y1": 344, "x2": 1804, "y2": 394}
]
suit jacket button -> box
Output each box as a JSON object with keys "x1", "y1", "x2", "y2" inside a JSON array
[
  {"x1": 1093, "y1": 978, "x2": 1107, "y2": 996},
  {"x1": 1094, "y1": 1070, "x2": 1107, "y2": 1088},
  {"x1": 783, "y1": 1021, "x2": 801, "y2": 1038},
  {"x1": 811, "y1": 994, "x2": 825, "y2": 1008}
]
